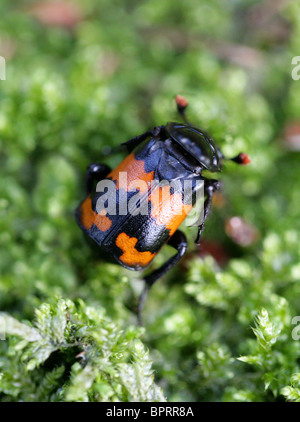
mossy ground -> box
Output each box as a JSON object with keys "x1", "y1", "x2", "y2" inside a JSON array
[{"x1": 1, "y1": 0, "x2": 300, "y2": 402}]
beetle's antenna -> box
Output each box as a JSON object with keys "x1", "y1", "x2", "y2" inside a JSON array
[
  {"x1": 175, "y1": 95, "x2": 189, "y2": 124},
  {"x1": 230, "y1": 152, "x2": 251, "y2": 165}
]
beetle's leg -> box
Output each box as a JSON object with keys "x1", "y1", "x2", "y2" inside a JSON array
[
  {"x1": 195, "y1": 179, "x2": 220, "y2": 245},
  {"x1": 121, "y1": 131, "x2": 153, "y2": 153},
  {"x1": 85, "y1": 163, "x2": 111, "y2": 194},
  {"x1": 137, "y1": 230, "x2": 188, "y2": 325},
  {"x1": 122, "y1": 126, "x2": 166, "y2": 153}
]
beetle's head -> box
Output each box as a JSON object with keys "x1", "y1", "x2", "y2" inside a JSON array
[{"x1": 166, "y1": 122, "x2": 224, "y2": 173}]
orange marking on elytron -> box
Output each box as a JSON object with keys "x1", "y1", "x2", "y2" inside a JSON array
[
  {"x1": 116, "y1": 232, "x2": 155, "y2": 268},
  {"x1": 79, "y1": 196, "x2": 112, "y2": 232},
  {"x1": 108, "y1": 153, "x2": 154, "y2": 192},
  {"x1": 149, "y1": 185, "x2": 193, "y2": 236}
]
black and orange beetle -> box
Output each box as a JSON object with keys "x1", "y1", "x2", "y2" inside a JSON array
[{"x1": 76, "y1": 96, "x2": 250, "y2": 323}]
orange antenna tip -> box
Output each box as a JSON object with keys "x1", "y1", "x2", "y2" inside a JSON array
[
  {"x1": 231, "y1": 152, "x2": 251, "y2": 165},
  {"x1": 175, "y1": 95, "x2": 188, "y2": 110}
]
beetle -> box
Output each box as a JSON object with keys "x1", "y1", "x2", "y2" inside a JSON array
[{"x1": 76, "y1": 96, "x2": 250, "y2": 323}]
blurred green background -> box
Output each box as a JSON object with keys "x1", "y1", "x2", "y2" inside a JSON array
[{"x1": 1, "y1": 0, "x2": 300, "y2": 402}]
